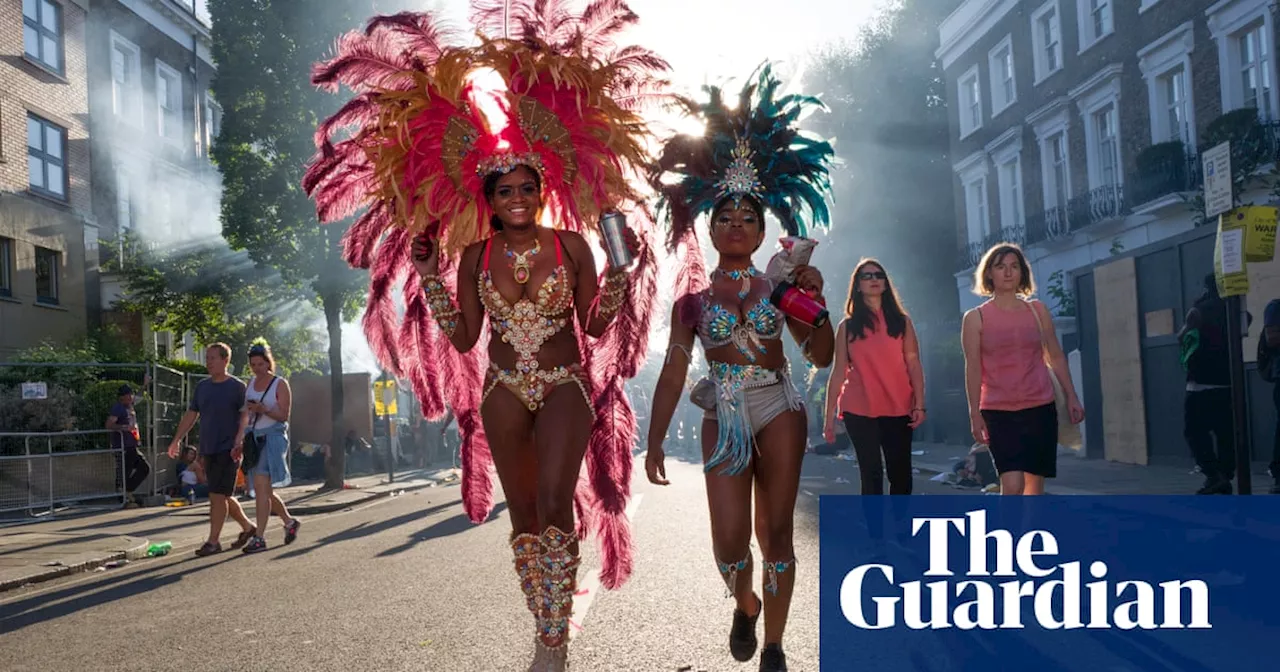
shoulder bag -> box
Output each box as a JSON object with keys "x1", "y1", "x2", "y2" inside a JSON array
[
  {"x1": 1026, "y1": 300, "x2": 1082, "y2": 450},
  {"x1": 240, "y1": 375, "x2": 279, "y2": 474}
]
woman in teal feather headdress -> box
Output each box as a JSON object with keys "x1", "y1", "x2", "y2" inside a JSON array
[{"x1": 642, "y1": 63, "x2": 837, "y2": 672}]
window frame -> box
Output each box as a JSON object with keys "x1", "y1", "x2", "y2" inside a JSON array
[
  {"x1": 1140, "y1": 22, "x2": 1197, "y2": 147},
  {"x1": 954, "y1": 150, "x2": 991, "y2": 245},
  {"x1": 23, "y1": 0, "x2": 65, "y2": 75},
  {"x1": 110, "y1": 31, "x2": 144, "y2": 127},
  {"x1": 0, "y1": 237, "x2": 13, "y2": 298},
  {"x1": 987, "y1": 128, "x2": 1026, "y2": 231},
  {"x1": 34, "y1": 246, "x2": 61, "y2": 306},
  {"x1": 1031, "y1": 0, "x2": 1064, "y2": 85},
  {"x1": 1032, "y1": 105, "x2": 1072, "y2": 211},
  {"x1": 958, "y1": 64, "x2": 983, "y2": 139},
  {"x1": 1070, "y1": 65, "x2": 1125, "y2": 191},
  {"x1": 1208, "y1": 0, "x2": 1280, "y2": 120},
  {"x1": 988, "y1": 35, "x2": 1017, "y2": 117},
  {"x1": 155, "y1": 59, "x2": 185, "y2": 145},
  {"x1": 27, "y1": 113, "x2": 69, "y2": 202},
  {"x1": 1077, "y1": 0, "x2": 1115, "y2": 54}
]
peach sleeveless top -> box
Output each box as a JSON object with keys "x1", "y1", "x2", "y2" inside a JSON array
[
  {"x1": 837, "y1": 310, "x2": 914, "y2": 418},
  {"x1": 978, "y1": 300, "x2": 1055, "y2": 411}
]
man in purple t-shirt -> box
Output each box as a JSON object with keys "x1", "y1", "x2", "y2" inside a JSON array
[
  {"x1": 168, "y1": 343, "x2": 257, "y2": 556},
  {"x1": 106, "y1": 384, "x2": 150, "y2": 506}
]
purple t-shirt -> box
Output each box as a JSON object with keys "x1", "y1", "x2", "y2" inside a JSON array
[
  {"x1": 108, "y1": 402, "x2": 139, "y2": 450},
  {"x1": 189, "y1": 377, "x2": 247, "y2": 455}
]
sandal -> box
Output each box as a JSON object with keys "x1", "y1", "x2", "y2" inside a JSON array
[
  {"x1": 195, "y1": 541, "x2": 222, "y2": 557},
  {"x1": 231, "y1": 527, "x2": 256, "y2": 549},
  {"x1": 729, "y1": 593, "x2": 762, "y2": 662}
]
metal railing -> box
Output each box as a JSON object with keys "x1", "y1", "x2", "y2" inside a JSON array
[{"x1": 0, "y1": 430, "x2": 129, "y2": 517}]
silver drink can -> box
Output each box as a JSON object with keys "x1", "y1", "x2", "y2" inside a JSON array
[{"x1": 600, "y1": 211, "x2": 633, "y2": 269}]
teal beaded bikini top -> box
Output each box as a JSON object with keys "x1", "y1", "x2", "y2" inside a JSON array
[{"x1": 695, "y1": 268, "x2": 785, "y2": 363}]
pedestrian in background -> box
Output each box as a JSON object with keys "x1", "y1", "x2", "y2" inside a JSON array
[
  {"x1": 167, "y1": 343, "x2": 257, "y2": 556},
  {"x1": 240, "y1": 341, "x2": 301, "y2": 553},
  {"x1": 1256, "y1": 297, "x2": 1280, "y2": 494},
  {"x1": 106, "y1": 384, "x2": 149, "y2": 507},
  {"x1": 823, "y1": 258, "x2": 926, "y2": 495},
  {"x1": 961, "y1": 244, "x2": 1083, "y2": 496}
]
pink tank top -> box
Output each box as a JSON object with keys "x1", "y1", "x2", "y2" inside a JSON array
[
  {"x1": 978, "y1": 300, "x2": 1055, "y2": 411},
  {"x1": 837, "y1": 310, "x2": 914, "y2": 418}
]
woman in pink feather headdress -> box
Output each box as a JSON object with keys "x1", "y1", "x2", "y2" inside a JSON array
[{"x1": 304, "y1": 3, "x2": 669, "y2": 670}]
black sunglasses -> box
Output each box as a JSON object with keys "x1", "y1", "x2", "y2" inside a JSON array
[{"x1": 858, "y1": 271, "x2": 887, "y2": 280}]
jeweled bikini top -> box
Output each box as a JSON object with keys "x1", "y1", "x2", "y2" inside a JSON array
[
  {"x1": 695, "y1": 267, "x2": 784, "y2": 363},
  {"x1": 478, "y1": 233, "x2": 574, "y2": 372}
]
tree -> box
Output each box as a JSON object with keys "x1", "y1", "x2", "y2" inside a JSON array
[
  {"x1": 208, "y1": 0, "x2": 393, "y2": 488},
  {"x1": 802, "y1": 0, "x2": 963, "y2": 327},
  {"x1": 102, "y1": 232, "x2": 326, "y2": 375}
]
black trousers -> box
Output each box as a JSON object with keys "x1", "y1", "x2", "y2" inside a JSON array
[
  {"x1": 120, "y1": 447, "x2": 150, "y2": 494},
  {"x1": 841, "y1": 413, "x2": 914, "y2": 495},
  {"x1": 1184, "y1": 387, "x2": 1234, "y2": 481}
]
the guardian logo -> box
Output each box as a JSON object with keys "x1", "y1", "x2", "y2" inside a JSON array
[{"x1": 840, "y1": 510, "x2": 1211, "y2": 631}]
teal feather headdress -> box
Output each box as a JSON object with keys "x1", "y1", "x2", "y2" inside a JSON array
[{"x1": 650, "y1": 62, "x2": 836, "y2": 251}]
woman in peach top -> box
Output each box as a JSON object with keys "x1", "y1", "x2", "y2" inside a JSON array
[
  {"x1": 960, "y1": 244, "x2": 1084, "y2": 495},
  {"x1": 824, "y1": 259, "x2": 926, "y2": 494}
]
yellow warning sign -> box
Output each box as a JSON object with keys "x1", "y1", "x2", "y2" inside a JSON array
[
  {"x1": 1238, "y1": 206, "x2": 1279, "y2": 262},
  {"x1": 374, "y1": 379, "x2": 398, "y2": 417}
]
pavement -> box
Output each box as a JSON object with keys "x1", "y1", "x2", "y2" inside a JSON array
[
  {"x1": 0, "y1": 447, "x2": 1266, "y2": 671},
  {"x1": 0, "y1": 467, "x2": 460, "y2": 594}
]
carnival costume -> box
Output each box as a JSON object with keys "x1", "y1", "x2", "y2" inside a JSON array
[
  {"x1": 303, "y1": 2, "x2": 667, "y2": 663},
  {"x1": 650, "y1": 63, "x2": 835, "y2": 598}
]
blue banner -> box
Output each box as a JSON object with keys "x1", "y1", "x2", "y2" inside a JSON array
[{"x1": 818, "y1": 496, "x2": 1280, "y2": 671}]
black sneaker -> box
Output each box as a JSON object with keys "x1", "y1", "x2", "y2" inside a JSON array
[
  {"x1": 729, "y1": 593, "x2": 761, "y2": 662},
  {"x1": 1196, "y1": 477, "x2": 1232, "y2": 495},
  {"x1": 759, "y1": 643, "x2": 787, "y2": 672},
  {"x1": 1270, "y1": 480, "x2": 1280, "y2": 495},
  {"x1": 284, "y1": 518, "x2": 301, "y2": 545},
  {"x1": 242, "y1": 536, "x2": 268, "y2": 554}
]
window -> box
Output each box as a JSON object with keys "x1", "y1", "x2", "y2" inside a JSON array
[
  {"x1": 27, "y1": 114, "x2": 67, "y2": 200},
  {"x1": 35, "y1": 247, "x2": 60, "y2": 305},
  {"x1": 0, "y1": 237, "x2": 13, "y2": 298},
  {"x1": 954, "y1": 151, "x2": 990, "y2": 244},
  {"x1": 117, "y1": 169, "x2": 133, "y2": 231},
  {"x1": 1078, "y1": 0, "x2": 1114, "y2": 52},
  {"x1": 1162, "y1": 69, "x2": 1188, "y2": 143},
  {"x1": 110, "y1": 33, "x2": 143, "y2": 125},
  {"x1": 1239, "y1": 23, "x2": 1272, "y2": 118},
  {"x1": 988, "y1": 36, "x2": 1016, "y2": 115},
  {"x1": 1047, "y1": 134, "x2": 1070, "y2": 208},
  {"x1": 1094, "y1": 106, "x2": 1119, "y2": 187},
  {"x1": 1140, "y1": 22, "x2": 1196, "y2": 146},
  {"x1": 1031, "y1": 1, "x2": 1063, "y2": 84},
  {"x1": 204, "y1": 94, "x2": 223, "y2": 156},
  {"x1": 156, "y1": 62, "x2": 183, "y2": 142},
  {"x1": 23, "y1": 0, "x2": 62, "y2": 74},
  {"x1": 958, "y1": 65, "x2": 982, "y2": 137},
  {"x1": 1071, "y1": 64, "x2": 1123, "y2": 191},
  {"x1": 1209, "y1": 0, "x2": 1279, "y2": 120}
]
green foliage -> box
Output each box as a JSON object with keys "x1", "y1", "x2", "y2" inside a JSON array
[{"x1": 1045, "y1": 270, "x2": 1076, "y2": 318}]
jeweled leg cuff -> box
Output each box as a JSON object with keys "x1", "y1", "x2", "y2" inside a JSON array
[
  {"x1": 537, "y1": 525, "x2": 580, "y2": 650},
  {"x1": 511, "y1": 532, "x2": 542, "y2": 619},
  {"x1": 717, "y1": 551, "x2": 751, "y2": 599},
  {"x1": 763, "y1": 557, "x2": 796, "y2": 597}
]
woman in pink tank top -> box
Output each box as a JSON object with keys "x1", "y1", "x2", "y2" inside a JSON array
[
  {"x1": 823, "y1": 259, "x2": 926, "y2": 495},
  {"x1": 961, "y1": 244, "x2": 1084, "y2": 495}
]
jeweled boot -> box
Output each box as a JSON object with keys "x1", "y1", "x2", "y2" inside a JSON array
[
  {"x1": 536, "y1": 525, "x2": 580, "y2": 672},
  {"x1": 511, "y1": 532, "x2": 544, "y2": 672}
]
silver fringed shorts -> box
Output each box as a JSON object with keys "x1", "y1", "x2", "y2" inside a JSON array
[{"x1": 698, "y1": 362, "x2": 804, "y2": 476}]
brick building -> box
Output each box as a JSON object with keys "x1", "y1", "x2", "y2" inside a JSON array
[
  {"x1": 0, "y1": 0, "x2": 94, "y2": 358},
  {"x1": 90, "y1": 0, "x2": 217, "y2": 360},
  {"x1": 937, "y1": 0, "x2": 1280, "y2": 469}
]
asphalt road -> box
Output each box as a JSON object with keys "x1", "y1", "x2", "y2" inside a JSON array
[{"x1": 0, "y1": 451, "x2": 973, "y2": 672}]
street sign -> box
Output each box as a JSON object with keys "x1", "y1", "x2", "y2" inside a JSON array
[
  {"x1": 373, "y1": 379, "x2": 398, "y2": 417},
  {"x1": 1214, "y1": 212, "x2": 1248, "y2": 297},
  {"x1": 1203, "y1": 141, "x2": 1233, "y2": 219},
  {"x1": 21, "y1": 382, "x2": 47, "y2": 400}
]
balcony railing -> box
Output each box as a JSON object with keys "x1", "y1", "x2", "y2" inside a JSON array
[
  {"x1": 956, "y1": 117, "x2": 1280, "y2": 271},
  {"x1": 958, "y1": 226, "x2": 1026, "y2": 269}
]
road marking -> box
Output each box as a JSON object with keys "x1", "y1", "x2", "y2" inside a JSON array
[
  {"x1": 803, "y1": 490, "x2": 815, "y2": 498},
  {"x1": 568, "y1": 492, "x2": 645, "y2": 638}
]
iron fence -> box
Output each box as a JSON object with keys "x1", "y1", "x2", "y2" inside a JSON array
[{"x1": 0, "y1": 430, "x2": 129, "y2": 516}]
